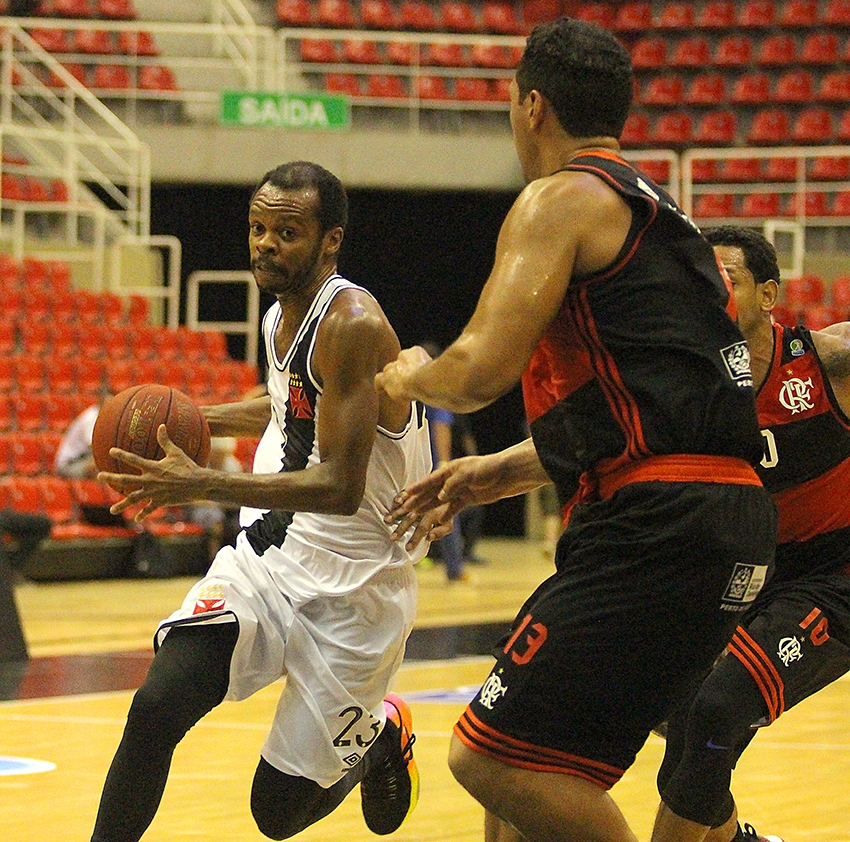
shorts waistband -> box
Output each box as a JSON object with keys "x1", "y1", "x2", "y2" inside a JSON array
[{"x1": 586, "y1": 454, "x2": 761, "y2": 503}]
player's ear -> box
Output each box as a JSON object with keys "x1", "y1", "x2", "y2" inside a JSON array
[
  {"x1": 323, "y1": 226, "x2": 344, "y2": 256},
  {"x1": 761, "y1": 279, "x2": 780, "y2": 313}
]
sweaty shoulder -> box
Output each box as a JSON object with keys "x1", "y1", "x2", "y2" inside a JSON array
[
  {"x1": 512, "y1": 169, "x2": 631, "y2": 277},
  {"x1": 320, "y1": 287, "x2": 401, "y2": 369}
]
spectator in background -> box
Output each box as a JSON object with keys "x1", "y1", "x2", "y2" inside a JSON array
[
  {"x1": 54, "y1": 403, "x2": 99, "y2": 479},
  {"x1": 451, "y1": 413, "x2": 487, "y2": 565},
  {"x1": 421, "y1": 342, "x2": 468, "y2": 583}
]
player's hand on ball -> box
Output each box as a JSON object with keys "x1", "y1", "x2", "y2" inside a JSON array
[{"x1": 98, "y1": 425, "x2": 206, "y2": 522}]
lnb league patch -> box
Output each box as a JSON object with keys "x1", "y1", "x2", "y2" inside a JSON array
[{"x1": 0, "y1": 756, "x2": 56, "y2": 776}]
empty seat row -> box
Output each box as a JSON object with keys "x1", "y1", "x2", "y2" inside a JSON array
[
  {"x1": 28, "y1": 28, "x2": 158, "y2": 56},
  {"x1": 1, "y1": 174, "x2": 69, "y2": 202},
  {"x1": 621, "y1": 107, "x2": 850, "y2": 147},
  {"x1": 0, "y1": 254, "x2": 70, "y2": 290},
  {"x1": 7, "y1": 0, "x2": 136, "y2": 18},
  {"x1": 692, "y1": 190, "x2": 850, "y2": 219},
  {"x1": 577, "y1": 0, "x2": 850, "y2": 30},
  {"x1": 41, "y1": 62, "x2": 178, "y2": 92},
  {"x1": 325, "y1": 71, "x2": 510, "y2": 100},
  {"x1": 638, "y1": 70, "x2": 850, "y2": 107},
  {"x1": 0, "y1": 287, "x2": 147, "y2": 324},
  {"x1": 690, "y1": 156, "x2": 850, "y2": 183},
  {"x1": 301, "y1": 37, "x2": 522, "y2": 67},
  {"x1": 279, "y1": 0, "x2": 525, "y2": 33},
  {"x1": 631, "y1": 32, "x2": 850, "y2": 70}
]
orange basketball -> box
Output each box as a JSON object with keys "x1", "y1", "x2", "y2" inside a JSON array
[{"x1": 92, "y1": 384, "x2": 211, "y2": 473}]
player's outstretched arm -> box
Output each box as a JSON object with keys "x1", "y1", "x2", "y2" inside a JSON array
[
  {"x1": 202, "y1": 395, "x2": 272, "y2": 438},
  {"x1": 387, "y1": 438, "x2": 552, "y2": 550}
]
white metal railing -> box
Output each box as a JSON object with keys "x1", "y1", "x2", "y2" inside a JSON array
[
  {"x1": 1, "y1": 14, "x2": 276, "y2": 123},
  {"x1": 186, "y1": 270, "x2": 260, "y2": 367}
]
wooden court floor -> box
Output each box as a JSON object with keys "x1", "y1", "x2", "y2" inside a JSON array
[{"x1": 2, "y1": 537, "x2": 850, "y2": 842}]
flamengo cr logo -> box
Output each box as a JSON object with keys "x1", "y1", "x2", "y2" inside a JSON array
[{"x1": 778, "y1": 377, "x2": 814, "y2": 414}]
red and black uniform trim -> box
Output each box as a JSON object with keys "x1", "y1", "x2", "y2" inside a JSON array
[{"x1": 522, "y1": 151, "x2": 763, "y2": 516}]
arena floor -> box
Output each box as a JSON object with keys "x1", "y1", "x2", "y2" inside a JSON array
[{"x1": 1, "y1": 537, "x2": 848, "y2": 842}]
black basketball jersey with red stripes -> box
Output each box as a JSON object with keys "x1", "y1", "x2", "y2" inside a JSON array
[
  {"x1": 755, "y1": 323, "x2": 850, "y2": 578},
  {"x1": 522, "y1": 151, "x2": 762, "y2": 506}
]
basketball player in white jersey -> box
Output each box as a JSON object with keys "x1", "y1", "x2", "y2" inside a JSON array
[{"x1": 91, "y1": 161, "x2": 431, "y2": 841}]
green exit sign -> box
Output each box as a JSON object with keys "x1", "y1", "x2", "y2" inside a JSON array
[{"x1": 220, "y1": 91, "x2": 351, "y2": 130}]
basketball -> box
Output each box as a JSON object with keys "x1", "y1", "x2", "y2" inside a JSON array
[{"x1": 91, "y1": 384, "x2": 211, "y2": 473}]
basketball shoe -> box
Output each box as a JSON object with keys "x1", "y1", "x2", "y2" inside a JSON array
[
  {"x1": 360, "y1": 693, "x2": 419, "y2": 835},
  {"x1": 740, "y1": 822, "x2": 785, "y2": 842}
]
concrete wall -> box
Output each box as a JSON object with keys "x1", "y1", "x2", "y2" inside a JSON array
[{"x1": 137, "y1": 124, "x2": 524, "y2": 190}]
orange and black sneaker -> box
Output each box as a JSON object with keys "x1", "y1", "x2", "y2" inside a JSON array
[
  {"x1": 741, "y1": 822, "x2": 785, "y2": 842},
  {"x1": 360, "y1": 693, "x2": 419, "y2": 835}
]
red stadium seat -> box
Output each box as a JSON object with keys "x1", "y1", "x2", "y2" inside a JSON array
[
  {"x1": 642, "y1": 75, "x2": 684, "y2": 106},
  {"x1": 0, "y1": 394, "x2": 12, "y2": 432},
  {"x1": 455, "y1": 77, "x2": 496, "y2": 101},
  {"x1": 277, "y1": 0, "x2": 314, "y2": 25},
  {"x1": 731, "y1": 71, "x2": 770, "y2": 104},
  {"x1": 416, "y1": 75, "x2": 450, "y2": 100},
  {"x1": 440, "y1": 1, "x2": 480, "y2": 31},
  {"x1": 669, "y1": 36, "x2": 711, "y2": 67},
  {"x1": 831, "y1": 276, "x2": 850, "y2": 311},
  {"x1": 811, "y1": 156, "x2": 850, "y2": 180},
  {"x1": 800, "y1": 32, "x2": 839, "y2": 64},
  {"x1": 14, "y1": 394, "x2": 47, "y2": 433},
  {"x1": 73, "y1": 357, "x2": 105, "y2": 396},
  {"x1": 386, "y1": 41, "x2": 415, "y2": 64},
  {"x1": 785, "y1": 191, "x2": 830, "y2": 217},
  {"x1": 92, "y1": 65, "x2": 132, "y2": 90},
  {"x1": 685, "y1": 73, "x2": 726, "y2": 105},
  {"x1": 399, "y1": 0, "x2": 438, "y2": 28},
  {"x1": 770, "y1": 304, "x2": 796, "y2": 326},
  {"x1": 470, "y1": 43, "x2": 513, "y2": 68},
  {"x1": 619, "y1": 113, "x2": 650, "y2": 146},
  {"x1": 98, "y1": 0, "x2": 136, "y2": 18},
  {"x1": 301, "y1": 38, "x2": 341, "y2": 62},
  {"x1": 127, "y1": 294, "x2": 151, "y2": 324},
  {"x1": 636, "y1": 159, "x2": 670, "y2": 183},
  {"x1": 481, "y1": 1, "x2": 522, "y2": 33},
  {"x1": 738, "y1": 0, "x2": 776, "y2": 26},
  {"x1": 72, "y1": 29, "x2": 115, "y2": 54},
  {"x1": 423, "y1": 42, "x2": 469, "y2": 66},
  {"x1": 839, "y1": 110, "x2": 850, "y2": 143},
  {"x1": 792, "y1": 107, "x2": 833, "y2": 144},
  {"x1": 317, "y1": 0, "x2": 357, "y2": 25},
  {"x1": 138, "y1": 65, "x2": 178, "y2": 91},
  {"x1": 818, "y1": 71, "x2": 850, "y2": 103},
  {"x1": 45, "y1": 356, "x2": 77, "y2": 393},
  {"x1": 819, "y1": 191, "x2": 850, "y2": 218},
  {"x1": 784, "y1": 275, "x2": 826, "y2": 310},
  {"x1": 20, "y1": 321, "x2": 51, "y2": 356},
  {"x1": 773, "y1": 70, "x2": 814, "y2": 102},
  {"x1": 698, "y1": 0, "x2": 735, "y2": 27},
  {"x1": 342, "y1": 39, "x2": 383, "y2": 63},
  {"x1": 747, "y1": 109, "x2": 791, "y2": 144},
  {"x1": 29, "y1": 28, "x2": 71, "y2": 52},
  {"x1": 824, "y1": 0, "x2": 850, "y2": 23},
  {"x1": 691, "y1": 159, "x2": 721, "y2": 182},
  {"x1": 117, "y1": 30, "x2": 158, "y2": 56},
  {"x1": 12, "y1": 355, "x2": 45, "y2": 392},
  {"x1": 714, "y1": 35, "x2": 754, "y2": 67},
  {"x1": 54, "y1": 0, "x2": 94, "y2": 15},
  {"x1": 614, "y1": 1, "x2": 652, "y2": 30},
  {"x1": 360, "y1": 0, "x2": 397, "y2": 27},
  {"x1": 740, "y1": 193, "x2": 782, "y2": 217},
  {"x1": 694, "y1": 110, "x2": 737, "y2": 145},
  {"x1": 657, "y1": 2, "x2": 694, "y2": 28},
  {"x1": 779, "y1": 0, "x2": 818, "y2": 25},
  {"x1": 651, "y1": 111, "x2": 692, "y2": 145},
  {"x1": 716, "y1": 153, "x2": 760, "y2": 179},
  {"x1": 575, "y1": 3, "x2": 616, "y2": 28},
  {"x1": 757, "y1": 34, "x2": 797, "y2": 65},
  {"x1": 763, "y1": 157, "x2": 800, "y2": 181},
  {"x1": 324, "y1": 68, "x2": 363, "y2": 91},
  {"x1": 692, "y1": 193, "x2": 736, "y2": 218},
  {"x1": 8, "y1": 433, "x2": 46, "y2": 476},
  {"x1": 366, "y1": 73, "x2": 407, "y2": 98},
  {"x1": 801, "y1": 304, "x2": 843, "y2": 331},
  {"x1": 0, "y1": 254, "x2": 21, "y2": 287},
  {"x1": 0, "y1": 317, "x2": 15, "y2": 357},
  {"x1": 630, "y1": 36, "x2": 666, "y2": 69}
]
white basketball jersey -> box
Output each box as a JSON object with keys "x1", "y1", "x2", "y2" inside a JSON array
[{"x1": 239, "y1": 275, "x2": 432, "y2": 603}]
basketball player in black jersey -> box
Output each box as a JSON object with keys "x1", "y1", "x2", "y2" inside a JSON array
[
  {"x1": 378, "y1": 16, "x2": 775, "y2": 842},
  {"x1": 650, "y1": 227, "x2": 850, "y2": 842}
]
